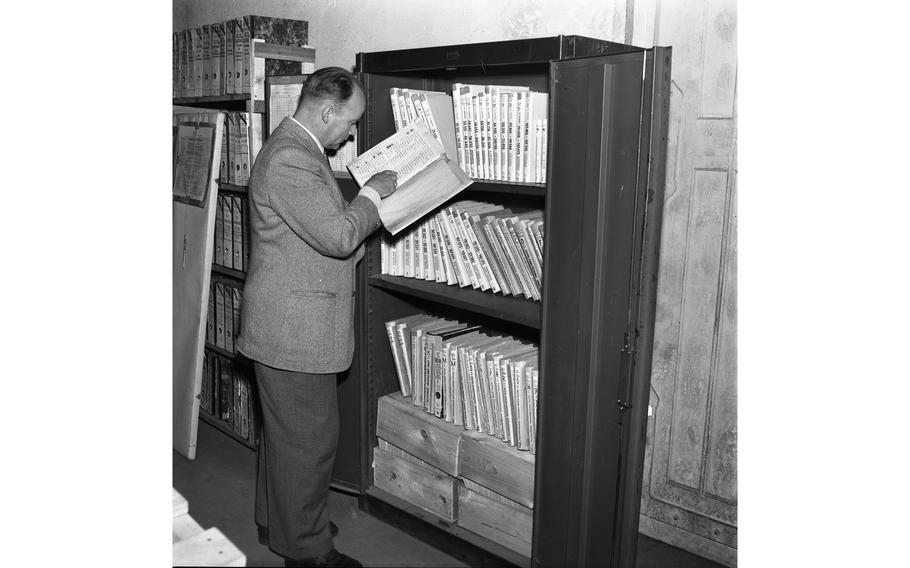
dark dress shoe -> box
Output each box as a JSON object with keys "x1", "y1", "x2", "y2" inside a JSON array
[
  {"x1": 283, "y1": 548, "x2": 362, "y2": 567},
  {"x1": 258, "y1": 522, "x2": 339, "y2": 545}
]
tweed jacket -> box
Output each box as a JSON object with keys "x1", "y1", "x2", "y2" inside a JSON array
[{"x1": 237, "y1": 117, "x2": 381, "y2": 373}]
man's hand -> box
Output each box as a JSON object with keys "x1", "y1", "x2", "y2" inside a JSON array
[{"x1": 365, "y1": 170, "x2": 398, "y2": 198}]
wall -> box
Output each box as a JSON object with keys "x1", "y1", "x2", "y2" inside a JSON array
[
  {"x1": 172, "y1": 0, "x2": 738, "y2": 563},
  {"x1": 174, "y1": 0, "x2": 629, "y2": 67}
]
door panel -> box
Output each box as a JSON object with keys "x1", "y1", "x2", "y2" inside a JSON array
[{"x1": 632, "y1": 0, "x2": 738, "y2": 565}]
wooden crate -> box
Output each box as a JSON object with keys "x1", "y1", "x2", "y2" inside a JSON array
[
  {"x1": 457, "y1": 482, "x2": 532, "y2": 558},
  {"x1": 373, "y1": 443, "x2": 458, "y2": 522},
  {"x1": 457, "y1": 429, "x2": 535, "y2": 508},
  {"x1": 376, "y1": 393, "x2": 462, "y2": 476}
]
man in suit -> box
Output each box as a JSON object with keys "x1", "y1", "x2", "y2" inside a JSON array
[{"x1": 237, "y1": 67, "x2": 396, "y2": 568}]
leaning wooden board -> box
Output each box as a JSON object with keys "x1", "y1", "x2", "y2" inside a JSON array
[{"x1": 173, "y1": 488, "x2": 246, "y2": 566}]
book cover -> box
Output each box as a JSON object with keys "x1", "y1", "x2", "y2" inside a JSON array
[
  {"x1": 420, "y1": 91, "x2": 458, "y2": 165},
  {"x1": 348, "y1": 121, "x2": 472, "y2": 235}
]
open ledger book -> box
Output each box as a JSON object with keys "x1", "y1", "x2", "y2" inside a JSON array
[{"x1": 347, "y1": 121, "x2": 473, "y2": 235}]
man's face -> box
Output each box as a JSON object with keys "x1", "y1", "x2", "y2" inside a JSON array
[{"x1": 323, "y1": 87, "x2": 365, "y2": 150}]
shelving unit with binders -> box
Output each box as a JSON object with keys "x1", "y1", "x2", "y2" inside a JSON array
[
  {"x1": 173, "y1": 15, "x2": 315, "y2": 453},
  {"x1": 343, "y1": 36, "x2": 672, "y2": 567}
]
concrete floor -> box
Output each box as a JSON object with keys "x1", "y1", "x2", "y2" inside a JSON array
[{"x1": 174, "y1": 419, "x2": 726, "y2": 567}]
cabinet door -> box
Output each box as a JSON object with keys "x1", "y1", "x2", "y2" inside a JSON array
[{"x1": 535, "y1": 47, "x2": 670, "y2": 567}]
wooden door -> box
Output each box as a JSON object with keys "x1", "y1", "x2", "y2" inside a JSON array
[{"x1": 631, "y1": 0, "x2": 738, "y2": 565}]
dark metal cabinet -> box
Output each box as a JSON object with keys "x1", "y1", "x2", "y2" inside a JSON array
[{"x1": 333, "y1": 36, "x2": 671, "y2": 568}]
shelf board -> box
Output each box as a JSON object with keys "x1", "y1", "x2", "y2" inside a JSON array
[
  {"x1": 464, "y1": 180, "x2": 546, "y2": 197},
  {"x1": 363, "y1": 485, "x2": 530, "y2": 568},
  {"x1": 369, "y1": 275, "x2": 540, "y2": 329},
  {"x1": 173, "y1": 95, "x2": 264, "y2": 113},
  {"x1": 199, "y1": 410, "x2": 256, "y2": 452},
  {"x1": 212, "y1": 264, "x2": 246, "y2": 280},
  {"x1": 218, "y1": 182, "x2": 248, "y2": 193},
  {"x1": 204, "y1": 343, "x2": 239, "y2": 359}
]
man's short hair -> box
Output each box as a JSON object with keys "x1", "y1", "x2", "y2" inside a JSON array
[{"x1": 298, "y1": 67, "x2": 361, "y2": 109}]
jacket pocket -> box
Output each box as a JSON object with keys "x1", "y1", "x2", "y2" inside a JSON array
[{"x1": 278, "y1": 290, "x2": 336, "y2": 364}]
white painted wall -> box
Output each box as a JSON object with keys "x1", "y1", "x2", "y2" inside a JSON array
[{"x1": 173, "y1": 0, "x2": 629, "y2": 69}]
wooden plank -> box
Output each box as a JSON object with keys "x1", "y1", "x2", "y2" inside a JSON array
[
  {"x1": 376, "y1": 393, "x2": 462, "y2": 475},
  {"x1": 173, "y1": 513, "x2": 204, "y2": 543},
  {"x1": 254, "y1": 42, "x2": 316, "y2": 62},
  {"x1": 667, "y1": 169, "x2": 728, "y2": 490},
  {"x1": 458, "y1": 429, "x2": 535, "y2": 508},
  {"x1": 172, "y1": 527, "x2": 246, "y2": 567},
  {"x1": 372, "y1": 446, "x2": 457, "y2": 521},
  {"x1": 457, "y1": 484, "x2": 532, "y2": 558}
]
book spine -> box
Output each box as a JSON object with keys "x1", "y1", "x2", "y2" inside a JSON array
[
  {"x1": 411, "y1": 329, "x2": 422, "y2": 407},
  {"x1": 493, "y1": 219, "x2": 529, "y2": 298},
  {"x1": 219, "y1": 357, "x2": 232, "y2": 424},
  {"x1": 457, "y1": 345, "x2": 475, "y2": 431},
  {"x1": 231, "y1": 197, "x2": 244, "y2": 271},
  {"x1": 531, "y1": 368, "x2": 539, "y2": 454},
  {"x1": 451, "y1": 84, "x2": 465, "y2": 172},
  {"x1": 482, "y1": 219, "x2": 517, "y2": 296},
  {"x1": 451, "y1": 207, "x2": 481, "y2": 289},
  {"x1": 474, "y1": 92, "x2": 486, "y2": 179},
  {"x1": 389, "y1": 88, "x2": 402, "y2": 131},
  {"x1": 500, "y1": 357, "x2": 516, "y2": 445},
  {"x1": 485, "y1": 354, "x2": 502, "y2": 438},
  {"x1": 461, "y1": 87, "x2": 476, "y2": 178},
  {"x1": 465, "y1": 214, "x2": 499, "y2": 293},
  {"x1": 428, "y1": 217, "x2": 444, "y2": 283},
  {"x1": 211, "y1": 23, "x2": 223, "y2": 96},
  {"x1": 515, "y1": 92, "x2": 526, "y2": 183},
  {"x1": 224, "y1": 20, "x2": 235, "y2": 95},
  {"x1": 206, "y1": 282, "x2": 216, "y2": 345},
  {"x1": 468, "y1": 347, "x2": 488, "y2": 434},
  {"x1": 433, "y1": 337, "x2": 445, "y2": 419},
  {"x1": 396, "y1": 323, "x2": 414, "y2": 392},
  {"x1": 231, "y1": 288, "x2": 242, "y2": 355},
  {"x1": 474, "y1": 216, "x2": 508, "y2": 295},
  {"x1": 456, "y1": 210, "x2": 485, "y2": 290},
  {"x1": 490, "y1": 87, "x2": 501, "y2": 181},
  {"x1": 222, "y1": 282, "x2": 234, "y2": 353},
  {"x1": 202, "y1": 25, "x2": 212, "y2": 96},
  {"x1": 222, "y1": 194, "x2": 234, "y2": 268},
  {"x1": 423, "y1": 333, "x2": 435, "y2": 415},
  {"x1": 234, "y1": 17, "x2": 246, "y2": 94},
  {"x1": 450, "y1": 343, "x2": 463, "y2": 427},
  {"x1": 386, "y1": 320, "x2": 410, "y2": 396}
]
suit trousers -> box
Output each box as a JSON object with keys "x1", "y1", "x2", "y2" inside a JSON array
[{"x1": 252, "y1": 361, "x2": 338, "y2": 559}]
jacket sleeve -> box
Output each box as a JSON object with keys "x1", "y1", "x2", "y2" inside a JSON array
[{"x1": 265, "y1": 146, "x2": 381, "y2": 258}]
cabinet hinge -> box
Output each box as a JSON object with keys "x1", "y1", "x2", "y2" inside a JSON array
[{"x1": 620, "y1": 330, "x2": 631, "y2": 354}]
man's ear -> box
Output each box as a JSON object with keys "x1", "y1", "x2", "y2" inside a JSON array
[{"x1": 321, "y1": 103, "x2": 335, "y2": 124}]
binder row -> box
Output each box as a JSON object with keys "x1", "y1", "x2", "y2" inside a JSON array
[
  {"x1": 380, "y1": 200, "x2": 545, "y2": 301},
  {"x1": 201, "y1": 350, "x2": 258, "y2": 443},
  {"x1": 207, "y1": 279, "x2": 243, "y2": 356},
  {"x1": 173, "y1": 16, "x2": 314, "y2": 99},
  {"x1": 218, "y1": 112, "x2": 264, "y2": 187},
  {"x1": 452, "y1": 84, "x2": 548, "y2": 184},
  {"x1": 214, "y1": 194, "x2": 250, "y2": 272},
  {"x1": 390, "y1": 85, "x2": 548, "y2": 184},
  {"x1": 384, "y1": 314, "x2": 540, "y2": 453}
]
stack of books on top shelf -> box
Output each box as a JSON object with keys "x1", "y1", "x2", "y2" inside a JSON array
[
  {"x1": 201, "y1": 350, "x2": 257, "y2": 444},
  {"x1": 174, "y1": 16, "x2": 314, "y2": 100},
  {"x1": 389, "y1": 85, "x2": 548, "y2": 184},
  {"x1": 207, "y1": 279, "x2": 243, "y2": 356},
  {"x1": 383, "y1": 314, "x2": 540, "y2": 454},
  {"x1": 213, "y1": 194, "x2": 251, "y2": 272},
  {"x1": 379, "y1": 200, "x2": 544, "y2": 301}
]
